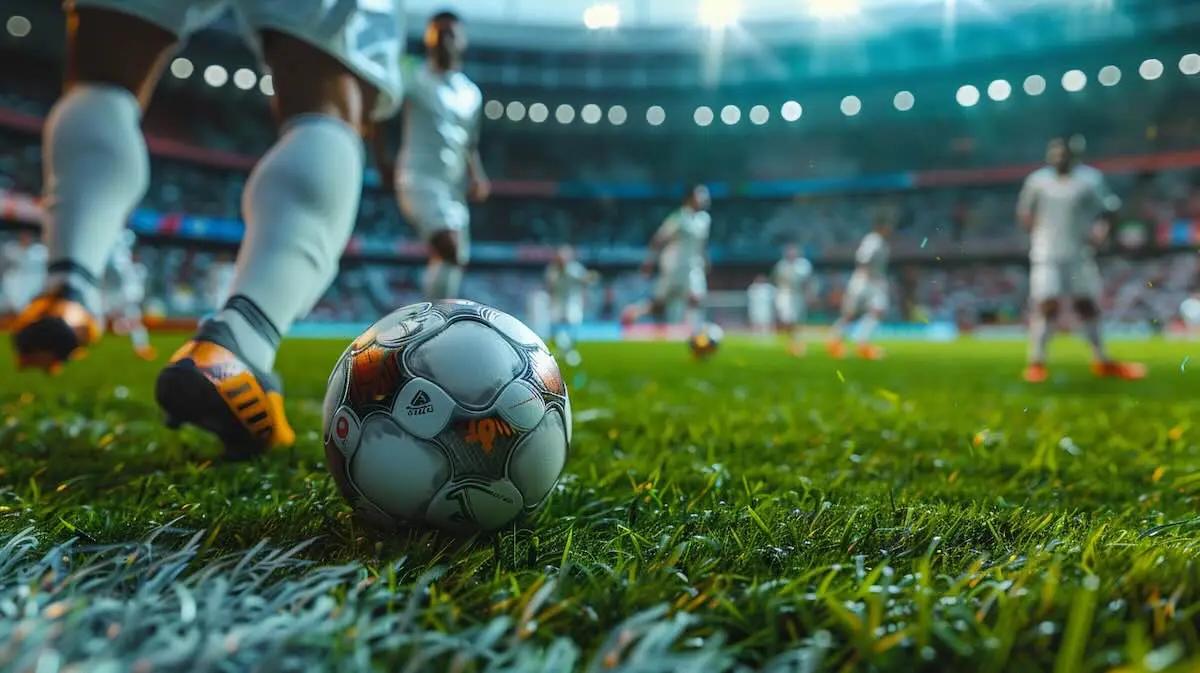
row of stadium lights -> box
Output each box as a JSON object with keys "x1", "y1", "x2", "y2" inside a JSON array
[
  {"x1": 486, "y1": 56, "x2": 1200, "y2": 127},
  {"x1": 168, "y1": 58, "x2": 276, "y2": 96}
]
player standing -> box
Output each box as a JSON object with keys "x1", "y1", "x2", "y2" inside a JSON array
[
  {"x1": 12, "y1": 0, "x2": 403, "y2": 456},
  {"x1": 100, "y1": 230, "x2": 155, "y2": 360},
  {"x1": 828, "y1": 220, "x2": 892, "y2": 360},
  {"x1": 1018, "y1": 137, "x2": 1145, "y2": 382},
  {"x1": 1, "y1": 231, "x2": 47, "y2": 314},
  {"x1": 621, "y1": 184, "x2": 712, "y2": 330},
  {"x1": 545, "y1": 245, "x2": 597, "y2": 357},
  {"x1": 746, "y1": 275, "x2": 775, "y2": 337},
  {"x1": 773, "y1": 244, "x2": 815, "y2": 355},
  {"x1": 394, "y1": 11, "x2": 489, "y2": 301}
]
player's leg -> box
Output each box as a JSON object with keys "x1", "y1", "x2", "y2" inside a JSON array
[
  {"x1": 1076, "y1": 296, "x2": 1146, "y2": 379},
  {"x1": 684, "y1": 269, "x2": 706, "y2": 332},
  {"x1": 158, "y1": 3, "x2": 402, "y2": 456},
  {"x1": 121, "y1": 301, "x2": 156, "y2": 360},
  {"x1": 828, "y1": 284, "x2": 858, "y2": 358},
  {"x1": 426, "y1": 230, "x2": 465, "y2": 300},
  {"x1": 13, "y1": 7, "x2": 176, "y2": 370},
  {"x1": 855, "y1": 304, "x2": 885, "y2": 360},
  {"x1": 789, "y1": 296, "x2": 808, "y2": 356},
  {"x1": 1023, "y1": 298, "x2": 1057, "y2": 382}
]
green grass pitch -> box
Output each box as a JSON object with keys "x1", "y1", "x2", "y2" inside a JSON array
[{"x1": 1, "y1": 334, "x2": 1198, "y2": 671}]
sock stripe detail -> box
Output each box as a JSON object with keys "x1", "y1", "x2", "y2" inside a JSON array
[
  {"x1": 223, "y1": 295, "x2": 282, "y2": 350},
  {"x1": 47, "y1": 259, "x2": 99, "y2": 288}
]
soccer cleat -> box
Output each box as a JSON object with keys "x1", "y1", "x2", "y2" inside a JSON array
[
  {"x1": 1091, "y1": 360, "x2": 1147, "y2": 380},
  {"x1": 856, "y1": 344, "x2": 886, "y2": 360},
  {"x1": 134, "y1": 345, "x2": 158, "y2": 361},
  {"x1": 1022, "y1": 363, "x2": 1049, "y2": 383},
  {"x1": 12, "y1": 289, "x2": 102, "y2": 373},
  {"x1": 155, "y1": 321, "x2": 294, "y2": 458},
  {"x1": 827, "y1": 340, "x2": 846, "y2": 359}
]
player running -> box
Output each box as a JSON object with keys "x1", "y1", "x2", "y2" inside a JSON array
[
  {"x1": 545, "y1": 245, "x2": 597, "y2": 357},
  {"x1": 100, "y1": 230, "x2": 155, "y2": 361},
  {"x1": 773, "y1": 244, "x2": 815, "y2": 355},
  {"x1": 1017, "y1": 137, "x2": 1145, "y2": 382},
  {"x1": 828, "y1": 220, "x2": 892, "y2": 360},
  {"x1": 394, "y1": 11, "x2": 489, "y2": 301},
  {"x1": 12, "y1": 0, "x2": 403, "y2": 456},
  {"x1": 621, "y1": 184, "x2": 712, "y2": 330}
]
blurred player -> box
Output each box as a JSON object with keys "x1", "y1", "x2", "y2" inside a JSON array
[
  {"x1": 746, "y1": 275, "x2": 775, "y2": 336},
  {"x1": 1018, "y1": 137, "x2": 1145, "y2": 382},
  {"x1": 12, "y1": 1, "x2": 403, "y2": 456},
  {"x1": 395, "y1": 11, "x2": 488, "y2": 301},
  {"x1": 203, "y1": 251, "x2": 236, "y2": 313},
  {"x1": 622, "y1": 184, "x2": 712, "y2": 330},
  {"x1": 1, "y1": 231, "x2": 47, "y2": 314},
  {"x1": 101, "y1": 230, "x2": 155, "y2": 360},
  {"x1": 773, "y1": 244, "x2": 815, "y2": 355},
  {"x1": 545, "y1": 245, "x2": 597, "y2": 359},
  {"x1": 828, "y1": 220, "x2": 892, "y2": 360}
]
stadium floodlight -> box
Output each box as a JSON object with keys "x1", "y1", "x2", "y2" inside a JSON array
[
  {"x1": 840, "y1": 95, "x2": 862, "y2": 117},
  {"x1": 699, "y1": 0, "x2": 741, "y2": 28},
  {"x1": 956, "y1": 85, "x2": 980, "y2": 107},
  {"x1": 1061, "y1": 69, "x2": 1087, "y2": 92},
  {"x1": 748, "y1": 105, "x2": 769, "y2": 125},
  {"x1": 583, "y1": 3, "x2": 620, "y2": 30},
  {"x1": 233, "y1": 68, "x2": 257, "y2": 90},
  {"x1": 528, "y1": 102, "x2": 549, "y2": 123},
  {"x1": 1097, "y1": 65, "x2": 1121, "y2": 86},
  {"x1": 1023, "y1": 74, "x2": 1046, "y2": 96},
  {"x1": 555, "y1": 104, "x2": 576, "y2": 124},
  {"x1": 170, "y1": 57, "x2": 194, "y2": 79},
  {"x1": 987, "y1": 79, "x2": 1011, "y2": 102},
  {"x1": 720, "y1": 105, "x2": 741, "y2": 125},
  {"x1": 5, "y1": 15, "x2": 31, "y2": 38},
  {"x1": 581, "y1": 104, "x2": 602, "y2": 124},
  {"x1": 781, "y1": 100, "x2": 803, "y2": 121},
  {"x1": 506, "y1": 101, "x2": 526, "y2": 122},
  {"x1": 1179, "y1": 53, "x2": 1200, "y2": 76},
  {"x1": 646, "y1": 105, "x2": 666, "y2": 126},
  {"x1": 694, "y1": 106, "x2": 714, "y2": 126},
  {"x1": 608, "y1": 105, "x2": 628, "y2": 125},
  {"x1": 809, "y1": 0, "x2": 861, "y2": 19},
  {"x1": 1139, "y1": 58, "x2": 1163, "y2": 80},
  {"x1": 484, "y1": 100, "x2": 504, "y2": 120},
  {"x1": 893, "y1": 90, "x2": 914, "y2": 111},
  {"x1": 259, "y1": 74, "x2": 274, "y2": 96},
  {"x1": 203, "y1": 65, "x2": 228, "y2": 87}
]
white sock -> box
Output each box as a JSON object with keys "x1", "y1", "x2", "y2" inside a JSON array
[
  {"x1": 424, "y1": 259, "x2": 463, "y2": 300},
  {"x1": 856, "y1": 314, "x2": 879, "y2": 344},
  {"x1": 684, "y1": 305, "x2": 703, "y2": 331},
  {"x1": 42, "y1": 84, "x2": 149, "y2": 312},
  {"x1": 1082, "y1": 318, "x2": 1108, "y2": 362},
  {"x1": 211, "y1": 114, "x2": 363, "y2": 371},
  {"x1": 1028, "y1": 312, "x2": 1052, "y2": 363}
]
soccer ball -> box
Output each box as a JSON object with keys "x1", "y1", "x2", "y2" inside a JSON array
[
  {"x1": 322, "y1": 300, "x2": 571, "y2": 535},
  {"x1": 688, "y1": 322, "x2": 723, "y2": 359}
]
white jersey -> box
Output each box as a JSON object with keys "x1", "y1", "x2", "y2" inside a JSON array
[
  {"x1": 546, "y1": 261, "x2": 589, "y2": 308},
  {"x1": 773, "y1": 258, "x2": 814, "y2": 294},
  {"x1": 656, "y1": 207, "x2": 711, "y2": 274},
  {"x1": 398, "y1": 62, "x2": 482, "y2": 191},
  {"x1": 854, "y1": 232, "x2": 889, "y2": 278},
  {"x1": 1018, "y1": 164, "x2": 1115, "y2": 263},
  {"x1": 747, "y1": 281, "x2": 775, "y2": 327}
]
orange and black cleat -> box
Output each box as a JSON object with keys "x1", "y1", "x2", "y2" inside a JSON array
[
  {"x1": 155, "y1": 321, "x2": 294, "y2": 459},
  {"x1": 827, "y1": 339, "x2": 847, "y2": 359},
  {"x1": 1091, "y1": 360, "x2": 1147, "y2": 381},
  {"x1": 12, "y1": 289, "x2": 102, "y2": 374},
  {"x1": 856, "y1": 344, "x2": 886, "y2": 361}
]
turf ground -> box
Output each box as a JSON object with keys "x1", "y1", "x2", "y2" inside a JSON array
[{"x1": 1, "y1": 334, "x2": 1198, "y2": 672}]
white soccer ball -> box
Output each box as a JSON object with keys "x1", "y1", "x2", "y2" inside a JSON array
[{"x1": 322, "y1": 300, "x2": 571, "y2": 535}]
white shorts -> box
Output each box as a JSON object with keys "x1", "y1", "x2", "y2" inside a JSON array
[
  {"x1": 551, "y1": 298, "x2": 584, "y2": 326},
  {"x1": 653, "y1": 266, "x2": 707, "y2": 304},
  {"x1": 775, "y1": 290, "x2": 806, "y2": 326},
  {"x1": 398, "y1": 184, "x2": 471, "y2": 264},
  {"x1": 1029, "y1": 258, "x2": 1102, "y2": 302},
  {"x1": 841, "y1": 272, "x2": 888, "y2": 315},
  {"x1": 71, "y1": 0, "x2": 404, "y2": 119}
]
